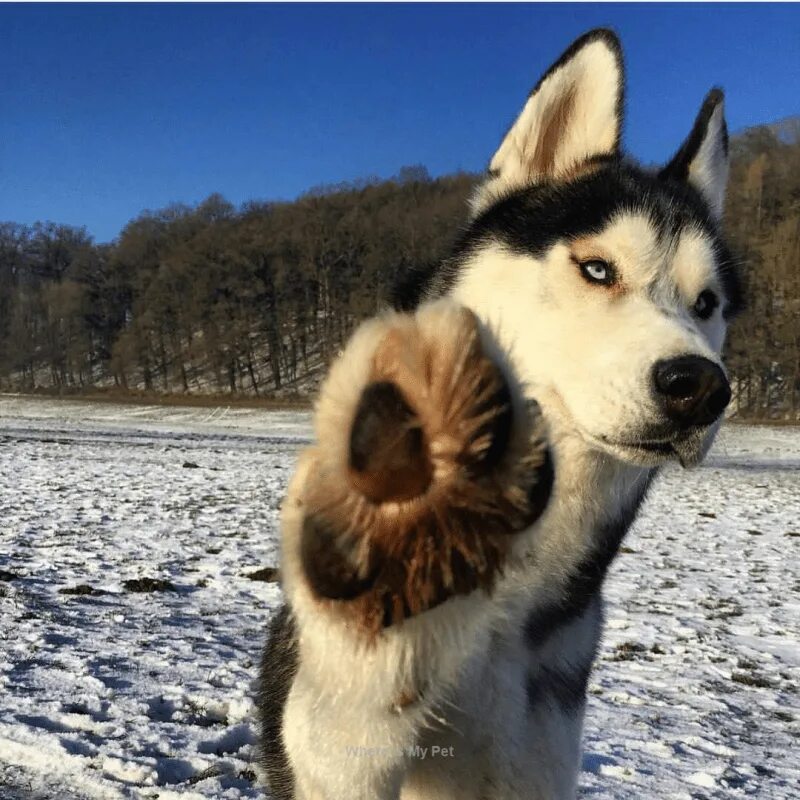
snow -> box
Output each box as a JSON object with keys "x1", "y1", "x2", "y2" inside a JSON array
[{"x1": 1, "y1": 396, "x2": 798, "y2": 799}]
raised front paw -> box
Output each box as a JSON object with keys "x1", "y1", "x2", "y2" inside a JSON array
[{"x1": 293, "y1": 300, "x2": 552, "y2": 633}]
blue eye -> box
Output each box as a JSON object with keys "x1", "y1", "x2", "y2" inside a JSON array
[
  {"x1": 693, "y1": 289, "x2": 719, "y2": 320},
  {"x1": 579, "y1": 259, "x2": 615, "y2": 286}
]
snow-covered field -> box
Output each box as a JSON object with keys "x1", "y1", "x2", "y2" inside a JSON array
[{"x1": 1, "y1": 396, "x2": 798, "y2": 799}]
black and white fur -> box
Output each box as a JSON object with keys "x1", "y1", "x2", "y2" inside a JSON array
[{"x1": 258, "y1": 28, "x2": 743, "y2": 800}]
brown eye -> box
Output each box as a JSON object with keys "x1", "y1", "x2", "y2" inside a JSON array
[
  {"x1": 693, "y1": 289, "x2": 718, "y2": 320},
  {"x1": 579, "y1": 259, "x2": 616, "y2": 286}
]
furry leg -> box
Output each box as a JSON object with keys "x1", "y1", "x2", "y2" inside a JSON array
[{"x1": 270, "y1": 300, "x2": 551, "y2": 800}]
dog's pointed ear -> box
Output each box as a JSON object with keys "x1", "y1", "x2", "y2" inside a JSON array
[
  {"x1": 659, "y1": 89, "x2": 729, "y2": 220},
  {"x1": 473, "y1": 29, "x2": 624, "y2": 214}
]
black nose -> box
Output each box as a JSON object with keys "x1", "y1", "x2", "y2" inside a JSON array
[{"x1": 652, "y1": 356, "x2": 731, "y2": 428}]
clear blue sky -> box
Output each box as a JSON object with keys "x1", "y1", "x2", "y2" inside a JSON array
[{"x1": 1, "y1": 3, "x2": 798, "y2": 243}]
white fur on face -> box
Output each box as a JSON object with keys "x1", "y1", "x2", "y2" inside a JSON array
[{"x1": 450, "y1": 212, "x2": 729, "y2": 465}]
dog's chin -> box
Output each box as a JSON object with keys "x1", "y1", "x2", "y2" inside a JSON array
[
  {"x1": 587, "y1": 427, "x2": 715, "y2": 469},
  {"x1": 541, "y1": 390, "x2": 720, "y2": 469},
  {"x1": 594, "y1": 438, "x2": 676, "y2": 467}
]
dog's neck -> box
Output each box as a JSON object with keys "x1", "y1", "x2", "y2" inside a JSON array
[
  {"x1": 497, "y1": 393, "x2": 654, "y2": 630},
  {"x1": 516, "y1": 388, "x2": 654, "y2": 586}
]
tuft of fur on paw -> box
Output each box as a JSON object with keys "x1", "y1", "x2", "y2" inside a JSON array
[{"x1": 299, "y1": 300, "x2": 551, "y2": 635}]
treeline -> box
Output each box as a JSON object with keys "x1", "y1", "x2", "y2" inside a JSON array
[
  {"x1": 0, "y1": 166, "x2": 472, "y2": 397},
  {"x1": 725, "y1": 119, "x2": 800, "y2": 418},
  {"x1": 0, "y1": 126, "x2": 798, "y2": 418}
]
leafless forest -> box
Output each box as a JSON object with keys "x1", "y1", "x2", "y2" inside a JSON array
[{"x1": 1, "y1": 122, "x2": 798, "y2": 419}]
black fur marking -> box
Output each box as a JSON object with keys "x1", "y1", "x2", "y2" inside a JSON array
[
  {"x1": 714, "y1": 239, "x2": 745, "y2": 320},
  {"x1": 527, "y1": 447, "x2": 554, "y2": 524},
  {"x1": 526, "y1": 660, "x2": 593, "y2": 714},
  {"x1": 258, "y1": 604, "x2": 299, "y2": 800},
  {"x1": 400, "y1": 160, "x2": 743, "y2": 320},
  {"x1": 463, "y1": 163, "x2": 716, "y2": 264},
  {"x1": 390, "y1": 261, "x2": 441, "y2": 312},
  {"x1": 525, "y1": 473, "x2": 654, "y2": 647}
]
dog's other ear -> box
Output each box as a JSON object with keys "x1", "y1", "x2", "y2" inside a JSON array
[
  {"x1": 473, "y1": 29, "x2": 623, "y2": 215},
  {"x1": 659, "y1": 89, "x2": 729, "y2": 220}
]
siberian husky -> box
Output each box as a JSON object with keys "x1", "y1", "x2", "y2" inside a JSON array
[{"x1": 258, "y1": 28, "x2": 743, "y2": 800}]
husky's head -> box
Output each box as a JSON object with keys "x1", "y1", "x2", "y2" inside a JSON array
[{"x1": 435, "y1": 29, "x2": 743, "y2": 468}]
